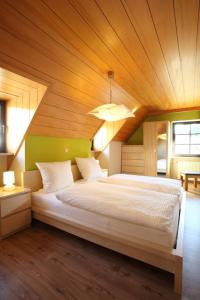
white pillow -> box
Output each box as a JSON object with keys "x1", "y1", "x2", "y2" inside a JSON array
[
  {"x1": 75, "y1": 157, "x2": 104, "y2": 181},
  {"x1": 36, "y1": 161, "x2": 73, "y2": 193}
]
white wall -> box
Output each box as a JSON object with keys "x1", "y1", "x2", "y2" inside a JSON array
[
  {"x1": 109, "y1": 141, "x2": 122, "y2": 175},
  {"x1": 98, "y1": 141, "x2": 123, "y2": 175},
  {"x1": 9, "y1": 142, "x2": 25, "y2": 186},
  {"x1": 0, "y1": 156, "x2": 7, "y2": 186}
]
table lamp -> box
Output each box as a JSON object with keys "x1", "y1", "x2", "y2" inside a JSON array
[{"x1": 3, "y1": 171, "x2": 15, "y2": 191}]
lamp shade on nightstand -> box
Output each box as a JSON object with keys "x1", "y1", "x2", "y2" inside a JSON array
[{"x1": 3, "y1": 171, "x2": 15, "y2": 191}]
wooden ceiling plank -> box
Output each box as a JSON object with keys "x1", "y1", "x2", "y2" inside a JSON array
[
  {"x1": 0, "y1": 1, "x2": 115, "y2": 96},
  {"x1": 123, "y1": 0, "x2": 179, "y2": 109},
  {"x1": 0, "y1": 75, "x2": 39, "y2": 92},
  {"x1": 29, "y1": 124, "x2": 92, "y2": 139},
  {"x1": 0, "y1": 26, "x2": 112, "y2": 105},
  {"x1": 39, "y1": 0, "x2": 154, "y2": 106},
  {"x1": 0, "y1": 50, "x2": 113, "y2": 110},
  {"x1": 193, "y1": 1, "x2": 200, "y2": 106},
  {"x1": 96, "y1": 0, "x2": 169, "y2": 108},
  {"x1": 4, "y1": 0, "x2": 107, "y2": 78},
  {"x1": 3, "y1": 2, "x2": 140, "y2": 109},
  {"x1": 174, "y1": 0, "x2": 199, "y2": 107},
  {"x1": 37, "y1": 102, "x2": 102, "y2": 127},
  {"x1": 0, "y1": 66, "x2": 45, "y2": 89},
  {"x1": 42, "y1": 91, "x2": 97, "y2": 113},
  {"x1": 34, "y1": 115, "x2": 97, "y2": 135},
  {"x1": 148, "y1": 0, "x2": 185, "y2": 108},
  {"x1": 68, "y1": 0, "x2": 164, "y2": 108}
]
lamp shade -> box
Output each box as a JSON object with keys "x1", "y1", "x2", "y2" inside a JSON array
[
  {"x1": 3, "y1": 171, "x2": 15, "y2": 186},
  {"x1": 88, "y1": 71, "x2": 135, "y2": 122},
  {"x1": 88, "y1": 104, "x2": 135, "y2": 122},
  {"x1": 158, "y1": 133, "x2": 167, "y2": 140}
]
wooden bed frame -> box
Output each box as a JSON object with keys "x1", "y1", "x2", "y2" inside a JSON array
[{"x1": 22, "y1": 167, "x2": 185, "y2": 295}]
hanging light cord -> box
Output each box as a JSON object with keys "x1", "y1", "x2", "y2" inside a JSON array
[{"x1": 109, "y1": 75, "x2": 112, "y2": 104}]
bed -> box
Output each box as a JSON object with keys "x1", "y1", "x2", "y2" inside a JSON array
[
  {"x1": 99, "y1": 173, "x2": 183, "y2": 201},
  {"x1": 22, "y1": 166, "x2": 185, "y2": 295}
]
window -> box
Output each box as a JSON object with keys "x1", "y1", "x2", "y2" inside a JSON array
[
  {"x1": 173, "y1": 121, "x2": 200, "y2": 156},
  {"x1": 0, "y1": 101, "x2": 6, "y2": 152}
]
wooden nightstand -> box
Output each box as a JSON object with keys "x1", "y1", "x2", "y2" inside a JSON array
[{"x1": 0, "y1": 186, "x2": 31, "y2": 239}]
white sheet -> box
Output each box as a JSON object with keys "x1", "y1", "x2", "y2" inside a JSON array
[
  {"x1": 99, "y1": 174, "x2": 182, "y2": 196},
  {"x1": 32, "y1": 185, "x2": 180, "y2": 249}
]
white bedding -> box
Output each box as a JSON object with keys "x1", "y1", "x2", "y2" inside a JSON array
[
  {"x1": 32, "y1": 184, "x2": 180, "y2": 248},
  {"x1": 56, "y1": 181, "x2": 179, "y2": 233},
  {"x1": 157, "y1": 159, "x2": 166, "y2": 173},
  {"x1": 99, "y1": 174, "x2": 182, "y2": 197}
]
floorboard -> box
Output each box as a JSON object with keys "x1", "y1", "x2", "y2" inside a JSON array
[{"x1": 0, "y1": 187, "x2": 199, "y2": 300}]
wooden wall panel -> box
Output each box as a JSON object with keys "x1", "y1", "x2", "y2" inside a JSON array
[{"x1": 0, "y1": 68, "x2": 47, "y2": 154}]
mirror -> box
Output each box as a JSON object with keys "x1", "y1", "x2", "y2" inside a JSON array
[{"x1": 157, "y1": 122, "x2": 167, "y2": 177}]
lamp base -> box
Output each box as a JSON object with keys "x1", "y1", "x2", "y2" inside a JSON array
[{"x1": 3, "y1": 184, "x2": 15, "y2": 191}]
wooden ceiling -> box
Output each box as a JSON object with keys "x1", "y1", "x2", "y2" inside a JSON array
[{"x1": 0, "y1": 0, "x2": 200, "y2": 142}]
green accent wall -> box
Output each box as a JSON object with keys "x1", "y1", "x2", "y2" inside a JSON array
[
  {"x1": 128, "y1": 110, "x2": 200, "y2": 145},
  {"x1": 25, "y1": 135, "x2": 91, "y2": 170}
]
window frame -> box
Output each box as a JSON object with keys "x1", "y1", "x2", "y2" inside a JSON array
[
  {"x1": 172, "y1": 120, "x2": 200, "y2": 157},
  {"x1": 0, "y1": 100, "x2": 6, "y2": 153}
]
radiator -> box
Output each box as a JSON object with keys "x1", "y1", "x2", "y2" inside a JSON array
[{"x1": 172, "y1": 158, "x2": 200, "y2": 178}]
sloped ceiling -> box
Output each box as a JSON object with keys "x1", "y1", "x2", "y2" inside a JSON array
[{"x1": 0, "y1": 0, "x2": 200, "y2": 142}]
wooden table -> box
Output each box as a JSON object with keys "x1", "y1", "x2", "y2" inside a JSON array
[{"x1": 180, "y1": 171, "x2": 200, "y2": 191}]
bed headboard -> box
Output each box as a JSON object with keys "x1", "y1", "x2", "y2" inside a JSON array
[{"x1": 21, "y1": 164, "x2": 82, "y2": 192}]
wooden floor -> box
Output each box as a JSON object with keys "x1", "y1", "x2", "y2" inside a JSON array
[{"x1": 0, "y1": 188, "x2": 199, "y2": 300}]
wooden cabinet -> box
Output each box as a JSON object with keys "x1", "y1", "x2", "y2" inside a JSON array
[
  {"x1": 0, "y1": 187, "x2": 31, "y2": 239},
  {"x1": 122, "y1": 145, "x2": 145, "y2": 175}
]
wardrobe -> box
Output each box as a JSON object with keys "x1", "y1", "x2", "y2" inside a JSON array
[{"x1": 122, "y1": 121, "x2": 170, "y2": 177}]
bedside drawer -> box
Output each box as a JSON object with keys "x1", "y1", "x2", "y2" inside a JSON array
[
  {"x1": 1, "y1": 209, "x2": 31, "y2": 237},
  {"x1": 1, "y1": 193, "x2": 31, "y2": 218}
]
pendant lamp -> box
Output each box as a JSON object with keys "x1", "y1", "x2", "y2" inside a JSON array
[{"x1": 88, "y1": 71, "x2": 135, "y2": 122}]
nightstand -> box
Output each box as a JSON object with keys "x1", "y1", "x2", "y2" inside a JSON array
[{"x1": 0, "y1": 186, "x2": 31, "y2": 239}]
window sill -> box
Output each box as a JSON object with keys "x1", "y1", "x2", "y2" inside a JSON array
[{"x1": 0, "y1": 153, "x2": 13, "y2": 156}]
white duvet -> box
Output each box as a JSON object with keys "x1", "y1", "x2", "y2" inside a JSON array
[
  {"x1": 56, "y1": 181, "x2": 179, "y2": 233},
  {"x1": 99, "y1": 174, "x2": 182, "y2": 196}
]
